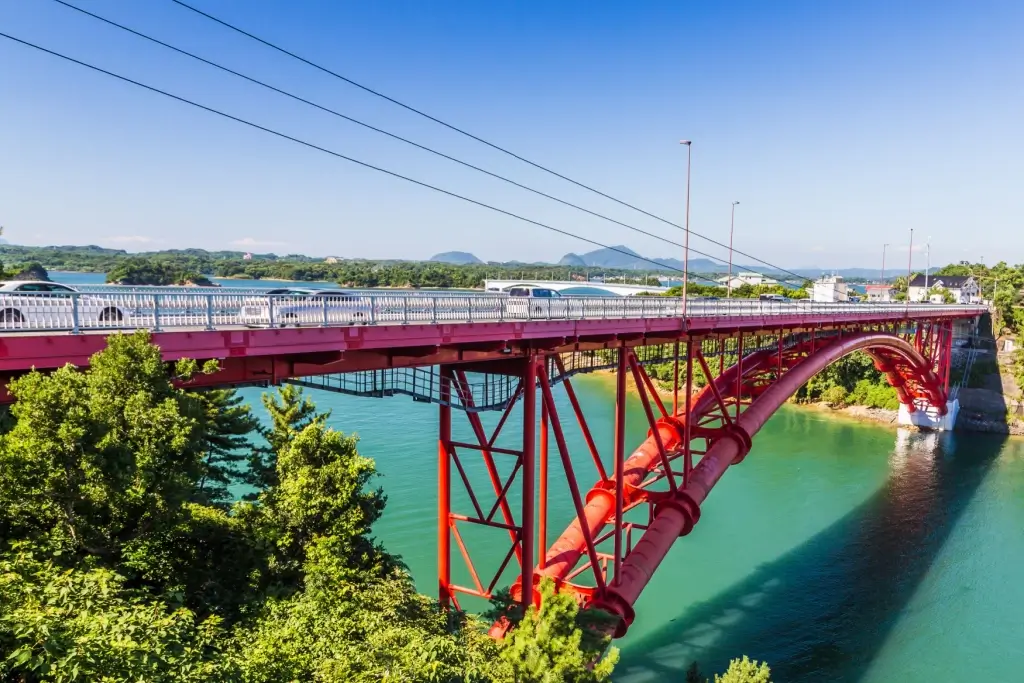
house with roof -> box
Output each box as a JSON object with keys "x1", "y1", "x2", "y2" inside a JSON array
[
  {"x1": 907, "y1": 274, "x2": 979, "y2": 303},
  {"x1": 865, "y1": 283, "x2": 896, "y2": 302},
  {"x1": 715, "y1": 271, "x2": 778, "y2": 289}
]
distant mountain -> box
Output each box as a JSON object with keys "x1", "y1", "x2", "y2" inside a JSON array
[
  {"x1": 789, "y1": 267, "x2": 888, "y2": 280},
  {"x1": 557, "y1": 253, "x2": 587, "y2": 267},
  {"x1": 555, "y1": 246, "x2": 738, "y2": 274},
  {"x1": 430, "y1": 251, "x2": 483, "y2": 265}
]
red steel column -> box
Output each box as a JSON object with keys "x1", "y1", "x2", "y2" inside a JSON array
[
  {"x1": 735, "y1": 335, "x2": 744, "y2": 420},
  {"x1": 520, "y1": 355, "x2": 537, "y2": 609},
  {"x1": 943, "y1": 321, "x2": 954, "y2": 394},
  {"x1": 684, "y1": 338, "x2": 694, "y2": 482},
  {"x1": 613, "y1": 345, "x2": 627, "y2": 578},
  {"x1": 538, "y1": 398, "x2": 549, "y2": 570},
  {"x1": 673, "y1": 340, "x2": 680, "y2": 415},
  {"x1": 438, "y1": 367, "x2": 452, "y2": 608}
]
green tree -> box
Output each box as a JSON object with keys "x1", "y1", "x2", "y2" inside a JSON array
[
  {"x1": 0, "y1": 545, "x2": 235, "y2": 682},
  {"x1": 498, "y1": 580, "x2": 618, "y2": 683},
  {"x1": 249, "y1": 422, "x2": 390, "y2": 587},
  {"x1": 925, "y1": 287, "x2": 956, "y2": 304},
  {"x1": 820, "y1": 385, "x2": 848, "y2": 407},
  {"x1": 0, "y1": 332, "x2": 206, "y2": 560},
  {"x1": 248, "y1": 384, "x2": 330, "y2": 491},
  {"x1": 194, "y1": 388, "x2": 261, "y2": 505},
  {"x1": 714, "y1": 656, "x2": 772, "y2": 683}
]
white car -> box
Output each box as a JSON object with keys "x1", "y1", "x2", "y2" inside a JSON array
[
  {"x1": 240, "y1": 288, "x2": 372, "y2": 327},
  {"x1": 0, "y1": 281, "x2": 128, "y2": 328},
  {"x1": 504, "y1": 286, "x2": 569, "y2": 318}
]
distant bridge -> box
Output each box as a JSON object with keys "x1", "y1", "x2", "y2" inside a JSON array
[{"x1": 483, "y1": 279, "x2": 670, "y2": 296}]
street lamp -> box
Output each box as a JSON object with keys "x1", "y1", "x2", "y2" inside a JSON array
[
  {"x1": 727, "y1": 201, "x2": 739, "y2": 299},
  {"x1": 882, "y1": 243, "x2": 889, "y2": 282},
  {"x1": 924, "y1": 235, "x2": 932, "y2": 294},
  {"x1": 680, "y1": 140, "x2": 692, "y2": 320},
  {"x1": 907, "y1": 228, "x2": 914, "y2": 303}
]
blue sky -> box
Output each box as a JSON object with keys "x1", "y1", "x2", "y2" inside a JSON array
[{"x1": 1, "y1": 0, "x2": 1022, "y2": 268}]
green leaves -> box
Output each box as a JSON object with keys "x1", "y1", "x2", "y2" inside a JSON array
[
  {"x1": 0, "y1": 332, "x2": 205, "y2": 560},
  {"x1": 0, "y1": 546, "x2": 234, "y2": 682},
  {"x1": 499, "y1": 580, "x2": 618, "y2": 683},
  {"x1": 0, "y1": 332, "x2": 767, "y2": 682}
]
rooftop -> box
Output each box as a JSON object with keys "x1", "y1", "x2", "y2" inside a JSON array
[{"x1": 909, "y1": 274, "x2": 974, "y2": 288}]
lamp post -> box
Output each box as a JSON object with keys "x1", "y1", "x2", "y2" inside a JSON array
[
  {"x1": 907, "y1": 228, "x2": 914, "y2": 303},
  {"x1": 680, "y1": 140, "x2": 692, "y2": 320},
  {"x1": 924, "y1": 236, "x2": 931, "y2": 295},
  {"x1": 882, "y1": 243, "x2": 889, "y2": 282},
  {"x1": 727, "y1": 201, "x2": 739, "y2": 298}
]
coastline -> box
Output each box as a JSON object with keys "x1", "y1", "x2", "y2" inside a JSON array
[{"x1": 585, "y1": 368, "x2": 1023, "y2": 437}]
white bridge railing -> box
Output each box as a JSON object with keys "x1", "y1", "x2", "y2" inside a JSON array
[{"x1": 0, "y1": 291, "x2": 985, "y2": 334}]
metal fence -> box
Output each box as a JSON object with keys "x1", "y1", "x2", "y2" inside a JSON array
[{"x1": 0, "y1": 290, "x2": 985, "y2": 334}]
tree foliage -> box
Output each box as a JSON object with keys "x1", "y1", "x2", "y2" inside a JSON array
[
  {"x1": 0, "y1": 332, "x2": 644, "y2": 682},
  {"x1": 713, "y1": 656, "x2": 772, "y2": 683},
  {"x1": 795, "y1": 351, "x2": 900, "y2": 410},
  {"x1": 499, "y1": 580, "x2": 618, "y2": 683}
]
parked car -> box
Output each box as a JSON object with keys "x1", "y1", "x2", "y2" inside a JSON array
[
  {"x1": 505, "y1": 286, "x2": 569, "y2": 318},
  {"x1": 0, "y1": 281, "x2": 128, "y2": 327},
  {"x1": 240, "y1": 288, "x2": 371, "y2": 326}
]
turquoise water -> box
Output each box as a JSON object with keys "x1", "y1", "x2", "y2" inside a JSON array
[{"x1": 237, "y1": 375, "x2": 1024, "y2": 682}]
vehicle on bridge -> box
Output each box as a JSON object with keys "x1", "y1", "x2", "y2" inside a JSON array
[
  {"x1": 240, "y1": 289, "x2": 371, "y2": 327},
  {"x1": 0, "y1": 281, "x2": 127, "y2": 327},
  {"x1": 506, "y1": 286, "x2": 569, "y2": 317}
]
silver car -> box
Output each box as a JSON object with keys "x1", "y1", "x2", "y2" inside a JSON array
[
  {"x1": 240, "y1": 288, "x2": 372, "y2": 327},
  {"x1": 504, "y1": 286, "x2": 569, "y2": 318},
  {"x1": 0, "y1": 281, "x2": 128, "y2": 329}
]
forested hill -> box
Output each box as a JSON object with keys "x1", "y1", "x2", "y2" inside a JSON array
[{"x1": 0, "y1": 244, "x2": 683, "y2": 288}]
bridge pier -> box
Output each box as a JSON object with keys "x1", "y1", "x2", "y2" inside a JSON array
[{"x1": 898, "y1": 399, "x2": 960, "y2": 431}]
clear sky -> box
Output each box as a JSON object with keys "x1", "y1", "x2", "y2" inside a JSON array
[{"x1": 1, "y1": 0, "x2": 1022, "y2": 269}]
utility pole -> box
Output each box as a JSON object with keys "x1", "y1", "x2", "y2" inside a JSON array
[
  {"x1": 680, "y1": 140, "x2": 692, "y2": 319},
  {"x1": 924, "y1": 236, "x2": 932, "y2": 296},
  {"x1": 728, "y1": 201, "x2": 739, "y2": 299},
  {"x1": 907, "y1": 228, "x2": 914, "y2": 303}
]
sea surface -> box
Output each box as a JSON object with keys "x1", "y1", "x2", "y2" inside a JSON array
[{"x1": 233, "y1": 375, "x2": 1024, "y2": 683}]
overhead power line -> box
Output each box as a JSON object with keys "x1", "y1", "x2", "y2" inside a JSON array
[
  {"x1": 168, "y1": 0, "x2": 812, "y2": 283},
  {"x1": 0, "y1": 31, "x2": 724, "y2": 286},
  {"x1": 51, "y1": 0, "x2": 759, "y2": 278}
]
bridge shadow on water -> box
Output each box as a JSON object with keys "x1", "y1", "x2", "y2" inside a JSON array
[{"x1": 613, "y1": 428, "x2": 1008, "y2": 683}]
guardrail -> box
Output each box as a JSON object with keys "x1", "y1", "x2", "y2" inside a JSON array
[{"x1": 0, "y1": 291, "x2": 985, "y2": 334}]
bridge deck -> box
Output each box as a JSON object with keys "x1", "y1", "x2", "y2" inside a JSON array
[{"x1": 0, "y1": 299, "x2": 982, "y2": 376}]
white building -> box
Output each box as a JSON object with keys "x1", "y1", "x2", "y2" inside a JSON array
[
  {"x1": 865, "y1": 284, "x2": 896, "y2": 302},
  {"x1": 812, "y1": 275, "x2": 849, "y2": 303},
  {"x1": 907, "y1": 275, "x2": 980, "y2": 303},
  {"x1": 715, "y1": 272, "x2": 778, "y2": 289}
]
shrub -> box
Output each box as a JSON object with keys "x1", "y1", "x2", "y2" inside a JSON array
[
  {"x1": 715, "y1": 656, "x2": 772, "y2": 682},
  {"x1": 821, "y1": 386, "x2": 848, "y2": 407}
]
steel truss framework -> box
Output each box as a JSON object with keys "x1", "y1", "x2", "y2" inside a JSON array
[{"x1": 435, "y1": 319, "x2": 956, "y2": 637}]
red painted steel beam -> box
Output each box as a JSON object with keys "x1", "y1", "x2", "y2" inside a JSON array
[
  {"x1": 531, "y1": 348, "x2": 778, "y2": 589},
  {"x1": 0, "y1": 310, "x2": 977, "y2": 375},
  {"x1": 438, "y1": 368, "x2": 453, "y2": 608},
  {"x1": 520, "y1": 356, "x2": 538, "y2": 610}
]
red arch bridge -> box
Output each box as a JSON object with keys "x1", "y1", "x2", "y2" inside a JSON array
[{"x1": 0, "y1": 291, "x2": 983, "y2": 636}]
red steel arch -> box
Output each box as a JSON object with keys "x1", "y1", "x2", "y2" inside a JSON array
[{"x1": 518, "y1": 331, "x2": 950, "y2": 637}]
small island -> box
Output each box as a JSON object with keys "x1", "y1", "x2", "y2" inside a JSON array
[{"x1": 105, "y1": 259, "x2": 219, "y2": 287}]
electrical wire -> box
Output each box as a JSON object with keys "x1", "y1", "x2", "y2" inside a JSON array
[
  {"x1": 168, "y1": 0, "x2": 814, "y2": 284},
  {"x1": 0, "y1": 31, "x2": 725, "y2": 286},
  {"x1": 50, "y1": 0, "x2": 752, "y2": 277}
]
